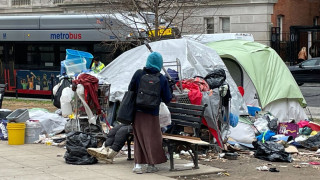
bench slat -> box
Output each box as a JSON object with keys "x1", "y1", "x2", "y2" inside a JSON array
[
  {"x1": 167, "y1": 102, "x2": 206, "y2": 111},
  {"x1": 168, "y1": 107, "x2": 203, "y2": 116},
  {"x1": 171, "y1": 114, "x2": 202, "y2": 123},
  {"x1": 163, "y1": 134, "x2": 210, "y2": 145},
  {"x1": 171, "y1": 119, "x2": 201, "y2": 129}
]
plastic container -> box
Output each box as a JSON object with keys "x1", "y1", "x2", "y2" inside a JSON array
[
  {"x1": 6, "y1": 109, "x2": 29, "y2": 123},
  {"x1": 7, "y1": 123, "x2": 26, "y2": 145},
  {"x1": 25, "y1": 121, "x2": 42, "y2": 144},
  {"x1": 60, "y1": 61, "x2": 66, "y2": 76},
  {"x1": 66, "y1": 49, "x2": 93, "y2": 69},
  {"x1": 63, "y1": 58, "x2": 87, "y2": 77},
  {"x1": 247, "y1": 106, "x2": 261, "y2": 116},
  {"x1": 0, "y1": 109, "x2": 12, "y2": 119}
]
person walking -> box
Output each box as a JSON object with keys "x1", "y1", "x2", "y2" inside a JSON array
[
  {"x1": 129, "y1": 52, "x2": 172, "y2": 174},
  {"x1": 297, "y1": 47, "x2": 307, "y2": 64}
]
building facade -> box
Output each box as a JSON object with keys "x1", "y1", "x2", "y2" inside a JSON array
[{"x1": 271, "y1": 0, "x2": 320, "y2": 62}]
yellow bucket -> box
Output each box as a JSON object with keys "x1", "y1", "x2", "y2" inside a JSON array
[{"x1": 7, "y1": 123, "x2": 26, "y2": 145}]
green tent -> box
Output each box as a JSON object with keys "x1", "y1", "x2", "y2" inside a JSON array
[{"x1": 207, "y1": 40, "x2": 307, "y2": 122}]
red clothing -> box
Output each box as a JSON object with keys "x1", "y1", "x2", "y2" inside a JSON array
[
  {"x1": 73, "y1": 74, "x2": 101, "y2": 114},
  {"x1": 180, "y1": 77, "x2": 222, "y2": 148}
]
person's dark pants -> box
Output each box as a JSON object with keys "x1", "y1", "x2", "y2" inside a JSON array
[
  {"x1": 105, "y1": 124, "x2": 131, "y2": 152},
  {"x1": 297, "y1": 59, "x2": 304, "y2": 64}
]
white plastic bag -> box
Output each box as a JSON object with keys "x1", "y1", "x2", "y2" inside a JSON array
[
  {"x1": 159, "y1": 102, "x2": 171, "y2": 127},
  {"x1": 229, "y1": 122, "x2": 256, "y2": 144},
  {"x1": 60, "y1": 87, "x2": 74, "y2": 117},
  {"x1": 253, "y1": 117, "x2": 269, "y2": 133}
]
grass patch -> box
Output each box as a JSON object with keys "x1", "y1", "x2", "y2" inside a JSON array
[{"x1": 3, "y1": 98, "x2": 52, "y2": 104}]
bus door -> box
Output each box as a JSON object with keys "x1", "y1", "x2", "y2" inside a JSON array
[{"x1": 0, "y1": 43, "x2": 16, "y2": 92}]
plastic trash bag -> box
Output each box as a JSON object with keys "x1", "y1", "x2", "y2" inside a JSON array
[
  {"x1": 253, "y1": 141, "x2": 292, "y2": 162},
  {"x1": 159, "y1": 102, "x2": 171, "y2": 128},
  {"x1": 60, "y1": 87, "x2": 74, "y2": 117},
  {"x1": 254, "y1": 117, "x2": 269, "y2": 133},
  {"x1": 29, "y1": 110, "x2": 67, "y2": 135},
  {"x1": 229, "y1": 122, "x2": 256, "y2": 144},
  {"x1": 64, "y1": 131, "x2": 98, "y2": 165},
  {"x1": 299, "y1": 132, "x2": 320, "y2": 150},
  {"x1": 204, "y1": 68, "x2": 226, "y2": 89}
]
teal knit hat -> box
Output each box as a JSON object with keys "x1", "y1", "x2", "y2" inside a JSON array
[{"x1": 146, "y1": 52, "x2": 163, "y2": 71}]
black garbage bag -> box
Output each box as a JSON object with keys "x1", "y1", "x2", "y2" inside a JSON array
[
  {"x1": 204, "y1": 68, "x2": 226, "y2": 89},
  {"x1": 64, "y1": 131, "x2": 98, "y2": 165},
  {"x1": 253, "y1": 141, "x2": 292, "y2": 162},
  {"x1": 300, "y1": 132, "x2": 320, "y2": 150},
  {"x1": 53, "y1": 77, "x2": 71, "y2": 109}
]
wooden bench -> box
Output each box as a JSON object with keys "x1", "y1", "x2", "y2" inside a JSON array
[
  {"x1": 163, "y1": 102, "x2": 209, "y2": 170},
  {"x1": 126, "y1": 102, "x2": 209, "y2": 171}
]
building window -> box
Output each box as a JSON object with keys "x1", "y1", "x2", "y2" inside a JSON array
[
  {"x1": 277, "y1": 15, "x2": 283, "y2": 41},
  {"x1": 220, "y1": 17, "x2": 230, "y2": 33},
  {"x1": 314, "y1": 16, "x2": 319, "y2": 26},
  {"x1": 12, "y1": 0, "x2": 30, "y2": 6},
  {"x1": 205, "y1": 18, "x2": 215, "y2": 34}
]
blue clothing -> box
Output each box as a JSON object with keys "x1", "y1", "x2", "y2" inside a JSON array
[
  {"x1": 128, "y1": 67, "x2": 172, "y2": 116},
  {"x1": 256, "y1": 130, "x2": 276, "y2": 142},
  {"x1": 146, "y1": 52, "x2": 163, "y2": 71}
]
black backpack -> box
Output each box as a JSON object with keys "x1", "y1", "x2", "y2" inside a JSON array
[{"x1": 136, "y1": 72, "x2": 161, "y2": 110}]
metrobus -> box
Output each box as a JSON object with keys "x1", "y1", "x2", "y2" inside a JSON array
[{"x1": 0, "y1": 14, "x2": 149, "y2": 96}]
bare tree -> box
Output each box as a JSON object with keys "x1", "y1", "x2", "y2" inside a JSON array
[
  {"x1": 89, "y1": 0, "x2": 217, "y2": 42},
  {"x1": 68, "y1": 0, "x2": 221, "y2": 55}
]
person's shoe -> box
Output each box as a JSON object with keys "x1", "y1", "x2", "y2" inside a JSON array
[
  {"x1": 87, "y1": 146, "x2": 109, "y2": 159},
  {"x1": 107, "y1": 149, "x2": 118, "y2": 160},
  {"x1": 97, "y1": 157, "x2": 113, "y2": 164},
  {"x1": 132, "y1": 167, "x2": 143, "y2": 174},
  {"x1": 146, "y1": 165, "x2": 159, "y2": 173}
]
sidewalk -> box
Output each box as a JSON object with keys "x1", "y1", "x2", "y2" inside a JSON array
[
  {"x1": 306, "y1": 106, "x2": 320, "y2": 119},
  {"x1": 0, "y1": 141, "x2": 224, "y2": 180}
]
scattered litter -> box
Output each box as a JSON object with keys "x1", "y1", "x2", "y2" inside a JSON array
[
  {"x1": 279, "y1": 165, "x2": 287, "y2": 168},
  {"x1": 300, "y1": 162, "x2": 309, "y2": 165},
  {"x1": 293, "y1": 165, "x2": 301, "y2": 168},
  {"x1": 224, "y1": 152, "x2": 238, "y2": 160},
  {"x1": 203, "y1": 159, "x2": 211, "y2": 162},
  {"x1": 256, "y1": 165, "x2": 269, "y2": 171},
  {"x1": 309, "y1": 162, "x2": 320, "y2": 165},
  {"x1": 219, "y1": 153, "x2": 225, "y2": 158},
  {"x1": 180, "y1": 150, "x2": 190, "y2": 156},
  {"x1": 269, "y1": 168, "x2": 280, "y2": 172},
  {"x1": 285, "y1": 145, "x2": 299, "y2": 154},
  {"x1": 173, "y1": 153, "x2": 180, "y2": 159},
  {"x1": 217, "y1": 172, "x2": 230, "y2": 176}
]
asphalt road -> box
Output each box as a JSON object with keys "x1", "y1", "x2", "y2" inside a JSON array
[{"x1": 299, "y1": 83, "x2": 320, "y2": 107}]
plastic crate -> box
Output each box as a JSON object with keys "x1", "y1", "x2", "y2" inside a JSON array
[
  {"x1": 66, "y1": 49, "x2": 93, "y2": 69},
  {"x1": 6, "y1": 109, "x2": 29, "y2": 123},
  {"x1": 63, "y1": 58, "x2": 87, "y2": 77}
]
